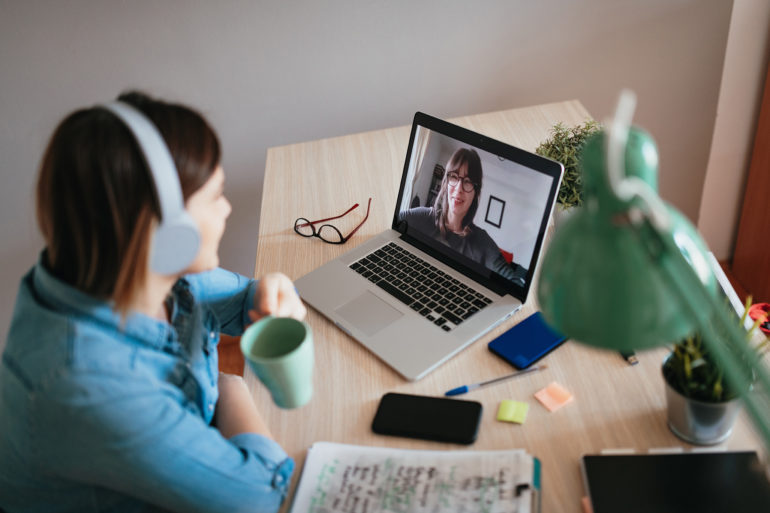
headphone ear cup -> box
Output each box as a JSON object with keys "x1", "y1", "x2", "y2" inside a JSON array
[
  {"x1": 150, "y1": 213, "x2": 201, "y2": 274},
  {"x1": 102, "y1": 101, "x2": 203, "y2": 276}
]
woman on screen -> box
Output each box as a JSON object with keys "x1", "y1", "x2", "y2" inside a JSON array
[
  {"x1": 0, "y1": 91, "x2": 304, "y2": 513},
  {"x1": 399, "y1": 148, "x2": 519, "y2": 282}
]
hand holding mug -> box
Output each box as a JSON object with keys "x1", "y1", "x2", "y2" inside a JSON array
[{"x1": 249, "y1": 272, "x2": 307, "y2": 323}]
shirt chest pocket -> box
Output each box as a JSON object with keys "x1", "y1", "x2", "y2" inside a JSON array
[
  {"x1": 201, "y1": 310, "x2": 221, "y2": 387},
  {"x1": 173, "y1": 308, "x2": 221, "y2": 420}
]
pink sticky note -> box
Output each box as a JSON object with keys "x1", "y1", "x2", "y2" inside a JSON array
[{"x1": 534, "y1": 381, "x2": 574, "y2": 412}]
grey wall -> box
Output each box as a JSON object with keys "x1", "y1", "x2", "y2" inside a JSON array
[{"x1": 0, "y1": 0, "x2": 733, "y2": 346}]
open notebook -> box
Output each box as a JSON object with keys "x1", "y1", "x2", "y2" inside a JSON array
[{"x1": 288, "y1": 442, "x2": 541, "y2": 513}]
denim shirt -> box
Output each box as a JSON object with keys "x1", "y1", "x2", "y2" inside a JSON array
[{"x1": 0, "y1": 259, "x2": 294, "y2": 513}]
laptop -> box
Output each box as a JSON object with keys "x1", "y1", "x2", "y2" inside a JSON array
[{"x1": 295, "y1": 112, "x2": 563, "y2": 380}]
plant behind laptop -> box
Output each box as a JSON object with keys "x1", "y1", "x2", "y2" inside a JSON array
[{"x1": 535, "y1": 120, "x2": 601, "y2": 209}]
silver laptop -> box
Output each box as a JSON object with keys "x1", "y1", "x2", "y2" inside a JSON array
[{"x1": 295, "y1": 112, "x2": 563, "y2": 380}]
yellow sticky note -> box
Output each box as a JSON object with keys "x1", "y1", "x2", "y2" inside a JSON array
[
  {"x1": 534, "y1": 381, "x2": 574, "y2": 412},
  {"x1": 496, "y1": 400, "x2": 529, "y2": 424}
]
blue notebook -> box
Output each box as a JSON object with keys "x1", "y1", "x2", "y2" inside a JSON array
[{"x1": 488, "y1": 311, "x2": 567, "y2": 369}]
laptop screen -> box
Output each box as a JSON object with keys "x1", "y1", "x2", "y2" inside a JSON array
[{"x1": 392, "y1": 112, "x2": 563, "y2": 301}]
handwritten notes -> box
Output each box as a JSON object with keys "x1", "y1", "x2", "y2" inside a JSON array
[{"x1": 289, "y1": 442, "x2": 538, "y2": 513}]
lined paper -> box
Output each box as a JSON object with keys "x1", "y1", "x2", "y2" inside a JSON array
[{"x1": 289, "y1": 442, "x2": 536, "y2": 513}]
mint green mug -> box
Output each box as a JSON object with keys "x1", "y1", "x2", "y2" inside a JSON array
[{"x1": 240, "y1": 316, "x2": 314, "y2": 409}]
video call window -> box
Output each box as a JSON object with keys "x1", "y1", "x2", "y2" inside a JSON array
[{"x1": 397, "y1": 127, "x2": 554, "y2": 288}]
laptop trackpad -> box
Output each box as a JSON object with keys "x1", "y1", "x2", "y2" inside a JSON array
[{"x1": 336, "y1": 291, "x2": 403, "y2": 336}]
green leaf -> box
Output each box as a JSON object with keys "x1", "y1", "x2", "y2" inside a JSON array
[{"x1": 535, "y1": 120, "x2": 602, "y2": 208}]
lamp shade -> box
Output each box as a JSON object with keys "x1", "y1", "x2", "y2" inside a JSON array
[{"x1": 537, "y1": 128, "x2": 717, "y2": 350}]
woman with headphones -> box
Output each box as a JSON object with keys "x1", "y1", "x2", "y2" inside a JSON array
[{"x1": 0, "y1": 92, "x2": 306, "y2": 512}]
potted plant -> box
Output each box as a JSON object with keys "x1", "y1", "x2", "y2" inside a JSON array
[
  {"x1": 535, "y1": 120, "x2": 601, "y2": 225},
  {"x1": 662, "y1": 297, "x2": 769, "y2": 445}
]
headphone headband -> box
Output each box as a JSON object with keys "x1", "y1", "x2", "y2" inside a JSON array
[{"x1": 101, "y1": 101, "x2": 200, "y2": 275}]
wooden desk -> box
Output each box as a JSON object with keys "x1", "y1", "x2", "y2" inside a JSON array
[{"x1": 248, "y1": 101, "x2": 763, "y2": 512}]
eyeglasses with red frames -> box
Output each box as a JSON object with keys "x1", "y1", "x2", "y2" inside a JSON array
[{"x1": 294, "y1": 198, "x2": 372, "y2": 244}]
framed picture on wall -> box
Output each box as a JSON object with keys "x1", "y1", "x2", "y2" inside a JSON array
[{"x1": 485, "y1": 195, "x2": 505, "y2": 228}]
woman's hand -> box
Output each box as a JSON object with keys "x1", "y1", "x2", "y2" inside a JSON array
[{"x1": 249, "y1": 272, "x2": 307, "y2": 323}]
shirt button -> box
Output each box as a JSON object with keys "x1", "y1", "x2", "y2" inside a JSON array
[
  {"x1": 209, "y1": 332, "x2": 216, "y2": 339},
  {"x1": 208, "y1": 403, "x2": 214, "y2": 411}
]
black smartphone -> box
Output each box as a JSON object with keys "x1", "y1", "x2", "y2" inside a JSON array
[
  {"x1": 488, "y1": 311, "x2": 567, "y2": 369},
  {"x1": 372, "y1": 392, "x2": 482, "y2": 445}
]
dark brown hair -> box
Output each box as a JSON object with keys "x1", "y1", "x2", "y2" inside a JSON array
[
  {"x1": 433, "y1": 147, "x2": 483, "y2": 236},
  {"x1": 36, "y1": 91, "x2": 220, "y2": 311}
]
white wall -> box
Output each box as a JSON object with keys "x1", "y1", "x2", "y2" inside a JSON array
[
  {"x1": 698, "y1": 0, "x2": 770, "y2": 260},
  {"x1": 0, "y1": 0, "x2": 735, "y2": 346}
]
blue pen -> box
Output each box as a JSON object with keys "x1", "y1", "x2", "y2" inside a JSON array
[{"x1": 444, "y1": 365, "x2": 547, "y2": 396}]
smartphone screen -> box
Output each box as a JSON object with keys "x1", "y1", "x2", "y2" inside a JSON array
[
  {"x1": 488, "y1": 311, "x2": 567, "y2": 369},
  {"x1": 372, "y1": 393, "x2": 482, "y2": 445}
]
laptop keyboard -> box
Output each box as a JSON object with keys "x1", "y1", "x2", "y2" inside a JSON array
[{"x1": 349, "y1": 242, "x2": 493, "y2": 331}]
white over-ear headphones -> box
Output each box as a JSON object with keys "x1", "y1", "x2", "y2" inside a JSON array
[{"x1": 101, "y1": 101, "x2": 201, "y2": 275}]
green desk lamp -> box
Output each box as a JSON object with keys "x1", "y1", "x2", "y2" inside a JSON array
[{"x1": 537, "y1": 90, "x2": 770, "y2": 449}]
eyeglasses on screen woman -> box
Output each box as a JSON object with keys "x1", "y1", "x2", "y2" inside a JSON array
[
  {"x1": 447, "y1": 171, "x2": 478, "y2": 193},
  {"x1": 294, "y1": 198, "x2": 372, "y2": 244}
]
